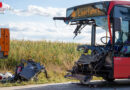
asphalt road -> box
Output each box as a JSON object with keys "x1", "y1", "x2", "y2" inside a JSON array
[{"x1": 2, "y1": 80, "x2": 130, "y2": 90}]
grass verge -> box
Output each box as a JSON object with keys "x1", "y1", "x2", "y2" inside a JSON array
[{"x1": 0, "y1": 40, "x2": 102, "y2": 87}]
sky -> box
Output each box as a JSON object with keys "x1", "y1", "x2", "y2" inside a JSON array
[{"x1": 0, "y1": 0, "x2": 128, "y2": 44}]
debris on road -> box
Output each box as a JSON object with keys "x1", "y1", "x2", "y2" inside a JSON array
[
  {"x1": 0, "y1": 72, "x2": 14, "y2": 83},
  {"x1": 0, "y1": 59, "x2": 48, "y2": 83}
]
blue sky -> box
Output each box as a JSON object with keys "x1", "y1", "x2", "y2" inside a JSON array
[
  {"x1": 0, "y1": 0, "x2": 96, "y2": 23},
  {"x1": 3, "y1": 0, "x2": 93, "y2": 8},
  {"x1": 0, "y1": 0, "x2": 124, "y2": 43}
]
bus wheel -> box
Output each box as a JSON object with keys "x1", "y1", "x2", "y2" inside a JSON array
[
  {"x1": 80, "y1": 76, "x2": 92, "y2": 85},
  {"x1": 104, "y1": 78, "x2": 115, "y2": 82}
]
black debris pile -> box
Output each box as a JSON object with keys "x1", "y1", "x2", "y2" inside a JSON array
[{"x1": 0, "y1": 59, "x2": 48, "y2": 83}]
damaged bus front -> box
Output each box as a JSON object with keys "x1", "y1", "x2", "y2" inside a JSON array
[{"x1": 54, "y1": 1, "x2": 130, "y2": 84}]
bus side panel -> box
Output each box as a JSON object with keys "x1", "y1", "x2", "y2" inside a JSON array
[{"x1": 114, "y1": 57, "x2": 130, "y2": 79}]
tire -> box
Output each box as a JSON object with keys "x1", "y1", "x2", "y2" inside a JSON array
[
  {"x1": 104, "y1": 78, "x2": 115, "y2": 82},
  {"x1": 80, "y1": 80, "x2": 89, "y2": 85},
  {"x1": 80, "y1": 76, "x2": 92, "y2": 85}
]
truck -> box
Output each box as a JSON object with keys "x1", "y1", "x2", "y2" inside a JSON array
[
  {"x1": 0, "y1": 28, "x2": 9, "y2": 58},
  {"x1": 53, "y1": 1, "x2": 130, "y2": 84},
  {"x1": 0, "y1": 2, "x2": 10, "y2": 59}
]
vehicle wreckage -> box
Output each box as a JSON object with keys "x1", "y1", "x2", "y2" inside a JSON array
[
  {"x1": 0, "y1": 59, "x2": 48, "y2": 83},
  {"x1": 54, "y1": 1, "x2": 130, "y2": 84}
]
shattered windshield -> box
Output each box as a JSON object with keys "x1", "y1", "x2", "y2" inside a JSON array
[{"x1": 66, "y1": 2, "x2": 107, "y2": 20}]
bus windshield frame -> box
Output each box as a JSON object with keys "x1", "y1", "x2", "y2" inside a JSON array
[{"x1": 66, "y1": 2, "x2": 108, "y2": 21}]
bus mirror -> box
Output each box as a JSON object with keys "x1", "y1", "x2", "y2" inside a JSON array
[{"x1": 114, "y1": 18, "x2": 121, "y2": 32}]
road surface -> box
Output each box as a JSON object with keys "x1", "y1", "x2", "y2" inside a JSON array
[{"x1": 1, "y1": 79, "x2": 130, "y2": 90}]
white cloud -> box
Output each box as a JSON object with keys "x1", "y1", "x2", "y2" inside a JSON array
[
  {"x1": 0, "y1": 3, "x2": 66, "y2": 17},
  {"x1": 2, "y1": 3, "x2": 66, "y2": 17},
  {"x1": 0, "y1": 22, "x2": 106, "y2": 44},
  {"x1": 0, "y1": 22, "x2": 74, "y2": 41},
  {"x1": 12, "y1": 6, "x2": 66, "y2": 17}
]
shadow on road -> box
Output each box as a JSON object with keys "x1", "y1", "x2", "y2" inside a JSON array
[
  {"x1": 77, "y1": 79, "x2": 130, "y2": 88},
  {"x1": 16, "y1": 79, "x2": 130, "y2": 90}
]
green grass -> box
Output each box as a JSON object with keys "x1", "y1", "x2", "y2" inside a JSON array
[
  {"x1": 0, "y1": 40, "x2": 81, "y2": 69},
  {"x1": 0, "y1": 40, "x2": 81, "y2": 87},
  {"x1": 0, "y1": 40, "x2": 102, "y2": 87}
]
